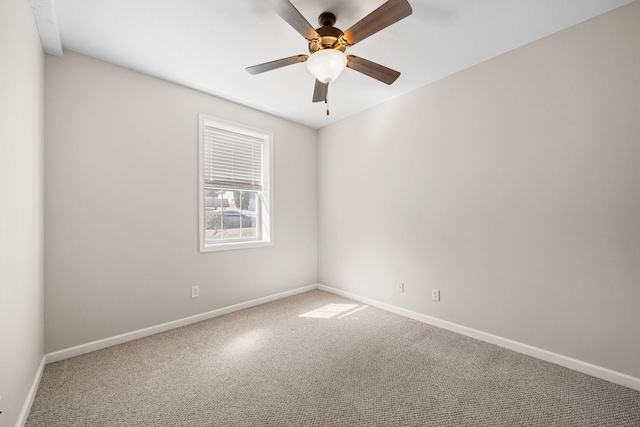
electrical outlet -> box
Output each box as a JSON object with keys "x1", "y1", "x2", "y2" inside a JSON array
[
  {"x1": 398, "y1": 283, "x2": 405, "y2": 293},
  {"x1": 191, "y1": 286, "x2": 200, "y2": 299},
  {"x1": 431, "y1": 289, "x2": 440, "y2": 302}
]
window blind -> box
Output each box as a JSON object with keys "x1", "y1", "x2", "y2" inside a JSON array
[{"x1": 203, "y1": 125, "x2": 263, "y2": 190}]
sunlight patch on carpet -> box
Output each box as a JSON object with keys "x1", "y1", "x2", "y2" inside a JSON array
[{"x1": 299, "y1": 303, "x2": 359, "y2": 318}]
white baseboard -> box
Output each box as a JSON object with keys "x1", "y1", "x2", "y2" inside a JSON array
[
  {"x1": 43, "y1": 282, "x2": 640, "y2": 392},
  {"x1": 46, "y1": 284, "x2": 318, "y2": 364},
  {"x1": 317, "y1": 284, "x2": 640, "y2": 392},
  {"x1": 15, "y1": 355, "x2": 46, "y2": 427}
]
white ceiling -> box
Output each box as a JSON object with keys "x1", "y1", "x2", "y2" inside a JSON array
[{"x1": 35, "y1": 0, "x2": 634, "y2": 129}]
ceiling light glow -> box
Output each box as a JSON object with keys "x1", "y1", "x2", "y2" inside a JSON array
[{"x1": 306, "y1": 49, "x2": 347, "y2": 83}]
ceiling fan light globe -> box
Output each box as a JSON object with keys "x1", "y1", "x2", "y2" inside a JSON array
[{"x1": 306, "y1": 49, "x2": 347, "y2": 84}]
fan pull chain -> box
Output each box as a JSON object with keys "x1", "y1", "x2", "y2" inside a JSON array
[{"x1": 325, "y1": 83, "x2": 330, "y2": 115}]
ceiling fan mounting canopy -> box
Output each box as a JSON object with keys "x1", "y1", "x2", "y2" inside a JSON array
[
  {"x1": 318, "y1": 12, "x2": 336, "y2": 27},
  {"x1": 246, "y1": 0, "x2": 412, "y2": 107}
]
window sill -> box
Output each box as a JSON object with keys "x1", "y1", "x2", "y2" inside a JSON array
[{"x1": 200, "y1": 239, "x2": 273, "y2": 253}]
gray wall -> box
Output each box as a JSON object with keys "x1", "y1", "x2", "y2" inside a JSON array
[
  {"x1": 318, "y1": 3, "x2": 640, "y2": 378},
  {"x1": 44, "y1": 51, "x2": 318, "y2": 353},
  {"x1": 0, "y1": 0, "x2": 45, "y2": 425}
]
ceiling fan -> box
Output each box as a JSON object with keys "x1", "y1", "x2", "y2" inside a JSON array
[{"x1": 246, "y1": 0, "x2": 413, "y2": 114}]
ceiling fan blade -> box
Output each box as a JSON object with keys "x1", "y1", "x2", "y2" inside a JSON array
[
  {"x1": 341, "y1": 0, "x2": 412, "y2": 46},
  {"x1": 246, "y1": 54, "x2": 309, "y2": 75},
  {"x1": 313, "y1": 79, "x2": 328, "y2": 103},
  {"x1": 346, "y1": 55, "x2": 401, "y2": 85},
  {"x1": 268, "y1": 0, "x2": 320, "y2": 42}
]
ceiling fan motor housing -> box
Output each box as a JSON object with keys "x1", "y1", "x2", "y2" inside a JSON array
[{"x1": 308, "y1": 12, "x2": 346, "y2": 53}]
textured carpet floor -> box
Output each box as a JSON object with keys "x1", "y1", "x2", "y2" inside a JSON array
[{"x1": 27, "y1": 290, "x2": 640, "y2": 426}]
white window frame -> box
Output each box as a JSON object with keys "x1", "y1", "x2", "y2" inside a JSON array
[{"x1": 198, "y1": 114, "x2": 273, "y2": 252}]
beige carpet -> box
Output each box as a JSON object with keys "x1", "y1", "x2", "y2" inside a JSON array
[{"x1": 27, "y1": 290, "x2": 640, "y2": 426}]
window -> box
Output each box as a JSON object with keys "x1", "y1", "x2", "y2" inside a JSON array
[{"x1": 199, "y1": 115, "x2": 272, "y2": 252}]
